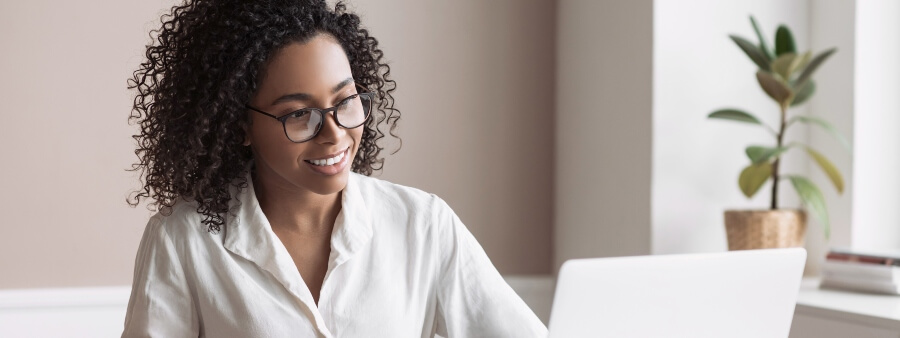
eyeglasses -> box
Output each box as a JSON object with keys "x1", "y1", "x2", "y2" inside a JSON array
[{"x1": 246, "y1": 89, "x2": 374, "y2": 143}]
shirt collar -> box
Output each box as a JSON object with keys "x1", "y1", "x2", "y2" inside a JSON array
[
  {"x1": 222, "y1": 167, "x2": 373, "y2": 310},
  {"x1": 328, "y1": 173, "x2": 374, "y2": 265}
]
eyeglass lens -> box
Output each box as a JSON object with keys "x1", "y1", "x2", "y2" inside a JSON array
[{"x1": 284, "y1": 94, "x2": 372, "y2": 142}]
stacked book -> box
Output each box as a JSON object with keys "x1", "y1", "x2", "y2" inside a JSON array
[{"x1": 821, "y1": 248, "x2": 900, "y2": 295}]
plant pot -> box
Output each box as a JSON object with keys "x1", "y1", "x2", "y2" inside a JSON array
[{"x1": 724, "y1": 209, "x2": 807, "y2": 250}]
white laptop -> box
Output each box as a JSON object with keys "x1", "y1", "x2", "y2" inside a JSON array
[{"x1": 547, "y1": 248, "x2": 807, "y2": 338}]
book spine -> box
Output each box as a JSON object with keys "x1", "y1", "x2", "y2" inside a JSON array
[
  {"x1": 827, "y1": 253, "x2": 900, "y2": 266},
  {"x1": 821, "y1": 275, "x2": 900, "y2": 295},
  {"x1": 822, "y1": 261, "x2": 898, "y2": 282}
]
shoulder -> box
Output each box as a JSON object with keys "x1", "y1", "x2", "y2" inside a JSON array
[
  {"x1": 142, "y1": 197, "x2": 218, "y2": 248},
  {"x1": 350, "y1": 172, "x2": 451, "y2": 215},
  {"x1": 349, "y1": 173, "x2": 462, "y2": 242}
]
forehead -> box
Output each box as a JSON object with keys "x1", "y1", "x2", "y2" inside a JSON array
[{"x1": 256, "y1": 34, "x2": 353, "y2": 100}]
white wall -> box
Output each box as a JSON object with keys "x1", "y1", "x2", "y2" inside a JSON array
[
  {"x1": 554, "y1": 0, "x2": 654, "y2": 271},
  {"x1": 652, "y1": 0, "x2": 811, "y2": 255},
  {"x1": 807, "y1": 0, "x2": 856, "y2": 274},
  {"x1": 852, "y1": 0, "x2": 900, "y2": 250},
  {"x1": 555, "y1": 0, "x2": 857, "y2": 276},
  {"x1": 654, "y1": 0, "x2": 900, "y2": 271}
]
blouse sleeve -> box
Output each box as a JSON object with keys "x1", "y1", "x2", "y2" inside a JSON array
[
  {"x1": 432, "y1": 198, "x2": 548, "y2": 338},
  {"x1": 121, "y1": 215, "x2": 200, "y2": 338}
]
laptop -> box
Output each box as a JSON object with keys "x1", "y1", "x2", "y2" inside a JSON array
[{"x1": 547, "y1": 248, "x2": 807, "y2": 338}]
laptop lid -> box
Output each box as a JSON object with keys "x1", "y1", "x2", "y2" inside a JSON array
[{"x1": 547, "y1": 248, "x2": 807, "y2": 338}]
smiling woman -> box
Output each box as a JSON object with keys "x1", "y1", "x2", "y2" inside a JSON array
[{"x1": 121, "y1": 0, "x2": 546, "y2": 337}]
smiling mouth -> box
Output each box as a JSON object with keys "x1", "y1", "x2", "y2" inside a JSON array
[{"x1": 303, "y1": 148, "x2": 349, "y2": 167}]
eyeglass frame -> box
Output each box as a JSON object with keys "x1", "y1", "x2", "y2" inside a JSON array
[{"x1": 245, "y1": 85, "x2": 375, "y2": 143}]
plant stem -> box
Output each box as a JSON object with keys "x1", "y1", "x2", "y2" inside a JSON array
[{"x1": 771, "y1": 102, "x2": 788, "y2": 210}]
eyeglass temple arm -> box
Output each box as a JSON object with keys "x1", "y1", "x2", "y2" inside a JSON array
[
  {"x1": 245, "y1": 105, "x2": 279, "y2": 119},
  {"x1": 355, "y1": 82, "x2": 374, "y2": 94}
]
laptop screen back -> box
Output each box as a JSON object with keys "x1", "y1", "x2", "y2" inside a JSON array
[{"x1": 548, "y1": 248, "x2": 806, "y2": 338}]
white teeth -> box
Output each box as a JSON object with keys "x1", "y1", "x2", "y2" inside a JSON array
[{"x1": 307, "y1": 149, "x2": 346, "y2": 166}]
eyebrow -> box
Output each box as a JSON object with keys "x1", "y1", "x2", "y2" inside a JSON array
[{"x1": 270, "y1": 77, "x2": 355, "y2": 106}]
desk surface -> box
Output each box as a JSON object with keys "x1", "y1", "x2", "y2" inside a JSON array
[{"x1": 796, "y1": 277, "x2": 900, "y2": 329}]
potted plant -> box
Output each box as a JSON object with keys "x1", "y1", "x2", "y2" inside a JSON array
[{"x1": 708, "y1": 16, "x2": 848, "y2": 250}]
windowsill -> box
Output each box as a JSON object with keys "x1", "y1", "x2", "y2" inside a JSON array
[{"x1": 796, "y1": 277, "x2": 900, "y2": 330}]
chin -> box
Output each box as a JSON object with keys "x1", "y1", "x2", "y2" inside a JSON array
[{"x1": 296, "y1": 170, "x2": 350, "y2": 196}]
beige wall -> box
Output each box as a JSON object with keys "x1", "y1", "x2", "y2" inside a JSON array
[
  {"x1": 0, "y1": 0, "x2": 555, "y2": 289},
  {"x1": 0, "y1": 0, "x2": 181, "y2": 289},
  {"x1": 351, "y1": 0, "x2": 556, "y2": 275},
  {"x1": 554, "y1": 0, "x2": 654, "y2": 270}
]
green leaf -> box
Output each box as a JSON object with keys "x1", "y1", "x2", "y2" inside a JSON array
[
  {"x1": 708, "y1": 109, "x2": 763, "y2": 124},
  {"x1": 745, "y1": 146, "x2": 767, "y2": 162},
  {"x1": 771, "y1": 53, "x2": 797, "y2": 80},
  {"x1": 739, "y1": 162, "x2": 773, "y2": 198},
  {"x1": 756, "y1": 70, "x2": 793, "y2": 104},
  {"x1": 750, "y1": 16, "x2": 774, "y2": 61},
  {"x1": 790, "y1": 80, "x2": 815, "y2": 106},
  {"x1": 786, "y1": 175, "x2": 830, "y2": 238},
  {"x1": 746, "y1": 145, "x2": 791, "y2": 164},
  {"x1": 791, "y1": 51, "x2": 813, "y2": 81},
  {"x1": 804, "y1": 147, "x2": 845, "y2": 193},
  {"x1": 794, "y1": 48, "x2": 837, "y2": 88},
  {"x1": 788, "y1": 115, "x2": 851, "y2": 150},
  {"x1": 730, "y1": 35, "x2": 772, "y2": 71},
  {"x1": 774, "y1": 25, "x2": 796, "y2": 56}
]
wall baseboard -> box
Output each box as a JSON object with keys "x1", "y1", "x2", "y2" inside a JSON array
[
  {"x1": 0, "y1": 275, "x2": 555, "y2": 337},
  {"x1": 0, "y1": 286, "x2": 131, "y2": 338}
]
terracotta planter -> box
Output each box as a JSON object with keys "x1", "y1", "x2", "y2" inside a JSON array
[{"x1": 724, "y1": 209, "x2": 807, "y2": 250}]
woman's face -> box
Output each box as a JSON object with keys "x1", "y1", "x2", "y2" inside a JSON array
[{"x1": 247, "y1": 34, "x2": 363, "y2": 196}]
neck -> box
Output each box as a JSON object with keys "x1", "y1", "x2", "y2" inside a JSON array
[{"x1": 252, "y1": 167, "x2": 342, "y2": 237}]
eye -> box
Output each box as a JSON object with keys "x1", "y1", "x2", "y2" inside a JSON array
[
  {"x1": 291, "y1": 110, "x2": 311, "y2": 118},
  {"x1": 337, "y1": 94, "x2": 357, "y2": 106}
]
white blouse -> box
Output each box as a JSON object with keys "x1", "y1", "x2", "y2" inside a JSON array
[{"x1": 121, "y1": 171, "x2": 548, "y2": 337}]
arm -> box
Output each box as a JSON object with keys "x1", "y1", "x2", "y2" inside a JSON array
[
  {"x1": 432, "y1": 198, "x2": 548, "y2": 338},
  {"x1": 121, "y1": 216, "x2": 200, "y2": 338}
]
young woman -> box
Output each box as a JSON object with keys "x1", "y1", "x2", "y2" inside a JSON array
[{"x1": 122, "y1": 0, "x2": 547, "y2": 337}]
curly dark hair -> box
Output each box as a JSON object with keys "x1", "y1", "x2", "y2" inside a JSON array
[{"x1": 127, "y1": 0, "x2": 400, "y2": 233}]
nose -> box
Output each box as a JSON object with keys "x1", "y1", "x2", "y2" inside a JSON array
[{"x1": 313, "y1": 111, "x2": 345, "y2": 144}]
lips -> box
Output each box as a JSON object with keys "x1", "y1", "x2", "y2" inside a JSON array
[
  {"x1": 302, "y1": 147, "x2": 352, "y2": 176},
  {"x1": 305, "y1": 147, "x2": 350, "y2": 161}
]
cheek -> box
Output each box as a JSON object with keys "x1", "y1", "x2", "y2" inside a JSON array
[{"x1": 251, "y1": 122, "x2": 306, "y2": 164}]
